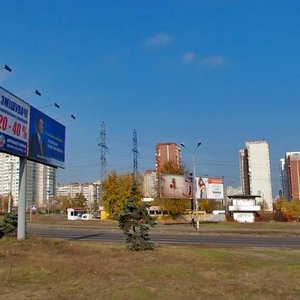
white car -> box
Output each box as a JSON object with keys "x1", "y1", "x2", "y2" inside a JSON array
[{"x1": 81, "y1": 213, "x2": 96, "y2": 220}]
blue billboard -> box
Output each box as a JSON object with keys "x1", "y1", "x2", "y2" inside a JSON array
[{"x1": 28, "y1": 106, "x2": 65, "y2": 168}]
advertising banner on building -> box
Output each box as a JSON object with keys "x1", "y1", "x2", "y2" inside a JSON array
[
  {"x1": 28, "y1": 106, "x2": 65, "y2": 168},
  {"x1": 196, "y1": 177, "x2": 224, "y2": 199},
  {"x1": 0, "y1": 87, "x2": 30, "y2": 157},
  {"x1": 160, "y1": 174, "x2": 192, "y2": 199}
]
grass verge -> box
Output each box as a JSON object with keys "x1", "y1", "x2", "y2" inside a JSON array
[{"x1": 1, "y1": 237, "x2": 300, "y2": 299}]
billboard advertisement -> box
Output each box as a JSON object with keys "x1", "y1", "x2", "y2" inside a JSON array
[
  {"x1": 28, "y1": 106, "x2": 65, "y2": 168},
  {"x1": 196, "y1": 177, "x2": 224, "y2": 200},
  {"x1": 0, "y1": 87, "x2": 30, "y2": 157},
  {"x1": 160, "y1": 174, "x2": 192, "y2": 199}
]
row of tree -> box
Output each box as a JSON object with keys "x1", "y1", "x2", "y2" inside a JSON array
[
  {"x1": 273, "y1": 197, "x2": 300, "y2": 221},
  {"x1": 100, "y1": 161, "x2": 212, "y2": 220},
  {"x1": 0, "y1": 193, "x2": 89, "y2": 214}
]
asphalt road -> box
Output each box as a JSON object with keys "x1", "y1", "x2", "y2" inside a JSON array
[{"x1": 28, "y1": 225, "x2": 300, "y2": 248}]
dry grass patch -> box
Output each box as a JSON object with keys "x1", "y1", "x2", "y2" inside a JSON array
[{"x1": 0, "y1": 238, "x2": 299, "y2": 299}]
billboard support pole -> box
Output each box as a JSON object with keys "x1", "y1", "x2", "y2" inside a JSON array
[
  {"x1": 192, "y1": 153, "x2": 200, "y2": 231},
  {"x1": 17, "y1": 157, "x2": 27, "y2": 240}
]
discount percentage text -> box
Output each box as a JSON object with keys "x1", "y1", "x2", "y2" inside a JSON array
[{"x1": 0, "y1": 87, "x2": 30, "y2": 157}]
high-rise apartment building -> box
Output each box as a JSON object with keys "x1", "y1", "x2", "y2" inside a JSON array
[
  {"x1": 279, "y1": 157, "x2": 290, "y2": 199},
  {"x1": 288, "y1": 153, "x2": 300, "y2": 200},
  {"x1": 0, "y1": 153, "x2": 20, "y2": 206},
  {"x1": 0, "y1": 153, "x2": 57, "y2": 208},
  {"x1": 239, "y1": 149, "x2": 250, "y2": 195},
  {"x1": 155, "y1": 143, "x2": 181, "y2": 173},
  {"x1": 239, "y1": 141, "x2": 273, "y2": 211},
  {"x1": 280, "y1": 152, "x2": 300, "y2": 200}
]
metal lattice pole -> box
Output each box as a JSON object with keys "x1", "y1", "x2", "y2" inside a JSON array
[
  {"x1": 132, "y1": 129, "x2": 138, "y2": 176},
  {"x1": 99, "y1": 121, "x2": 108, "y2": 181}
]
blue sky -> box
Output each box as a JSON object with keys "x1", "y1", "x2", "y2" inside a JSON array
[{"x1": 1, "y1": 1, "x2": 300, "y2": 196}]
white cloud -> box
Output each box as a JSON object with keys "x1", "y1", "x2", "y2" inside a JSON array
[
  {"x1": 144, "y1": 33, "x2": 172, "y2": 47},
  {"x1": 199, "y1": 56, "x2": 227, "y2": 66},
  {"x1": 181, "y1": 52, "x2": 196, "y2": 64}
]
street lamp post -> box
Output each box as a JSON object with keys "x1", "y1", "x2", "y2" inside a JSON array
[
  {"x1": 180, "y1": 142, "x2": 202, "y2": 231},
  {"x1": 0, "y1": 65, "x2": 12, "y2": 72}
]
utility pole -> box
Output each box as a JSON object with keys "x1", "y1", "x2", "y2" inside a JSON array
[{"x1": 132, "y1": 129, "x2": 138, "y2": 177}]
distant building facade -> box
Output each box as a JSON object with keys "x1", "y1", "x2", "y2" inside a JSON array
[
  {"x1": 56, "y1": 182, "x2": 100, "y2": 206},
  {"x1": 226, "y1": 185, "x2": 242, "y2": 197},
  {"x1": 0, "y1": 153, "x2": 56, "y2": 208},
  {"x1": 280, "y1": 152, "x2": 300, "y2": 200},
  {"x1": 239, "y1": 141, "x2": 273, "y2": 211},
  {"x1": 155, "y1": 143, "x2": 181, "y2": 173},
  {"x1": 143, "y1": 170, "x2": 157, "y2": 198}
]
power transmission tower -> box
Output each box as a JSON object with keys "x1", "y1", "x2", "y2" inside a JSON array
[
  {"x1": 99, "y1": 121, "x2": 108, "y2": 181},
  {"x1": 132, "y1": 129, "x2": 138, "y2": 176}
]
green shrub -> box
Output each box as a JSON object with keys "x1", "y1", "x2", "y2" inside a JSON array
[
  {"x1": 118, "y1": 200, "x2": 156, "y2": 251},
  {"x1": 0, "y1": 212, "x2": 18, "y2": 238}
]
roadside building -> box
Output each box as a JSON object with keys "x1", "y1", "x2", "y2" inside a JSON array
[{"x1": 228, "y1": 195, "x2": 261, "y2": 223}]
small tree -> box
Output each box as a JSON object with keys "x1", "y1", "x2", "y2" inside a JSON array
[
  {"x1": 58, "y1": 196, "x2": 72, "y2": 212},
  {"x1": 72, "y1": 193, "x2": 87, "y2": 208},
  {"x1": 0, "y1": 212, "x2": 18, "y2": 238},
  {"x1": 153, "y1": 198, "x2": 190, "y2": 220},
  {"x1": 160, "y1": 160, "x2": 187, "y2": 175},
  {"x1": 273, "y1": 197, "x2": 300, "y2": 221},
  {"x1": 101, "y1": 171, "x2": 143, "y2": 219},
  {"x1": 118, "y1": 200, "x2": 156, "y2": 251},
  {"x1": 199, "y1": 199, "x2": 224, "y2": 213},
  {"x1": 118, "y1": 179, "x2": 156, "y2": 251}
]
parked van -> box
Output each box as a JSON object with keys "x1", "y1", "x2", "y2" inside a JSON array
[
  {"x1": 81, "y1": 213, "x2": 96, "y2": 220},
  {"x1": 67, "y1": 208, "x2": 85, "y2": 220}
]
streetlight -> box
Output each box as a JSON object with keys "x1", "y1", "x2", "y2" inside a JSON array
[
  {"x1": 0, "y1": 65, "x2": 12, "y2": 72},
  {"x1": 55, "y1": 114, "x2": 76, "y2": 124},
  {"x1": 38, "y1": 102, "x2": 60, "y2": 109},
  {"x1": 180, "y1": 141, "x2": 202, "y2": 231},
  {"x1": 35, "y1": 90, "x2": 42, "y2": 96}
]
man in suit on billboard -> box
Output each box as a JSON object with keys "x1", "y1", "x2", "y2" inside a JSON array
[{"x1": 29, "y1": 115, "x2": 46, "y2": 159}]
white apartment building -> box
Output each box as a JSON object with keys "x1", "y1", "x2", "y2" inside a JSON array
[
  {"x1": 240, "y1": 141, "x2": 273, "y2": 211},
  {"x1": 0, "y1": 153, "x2": 57, "y2": 208},
  {"x1": 226, "y1": 185, "x2": 242, "y2": 197},
  {"x1": 0, "y1": 153, "x2": 20, "y2": 207},
  {"x1": 56, "y1": 182, "x2": 100, "y2": 207},
  {"x1": 143, "y1": 170, "x2": 157, "y2": 198}
]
